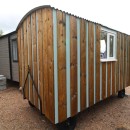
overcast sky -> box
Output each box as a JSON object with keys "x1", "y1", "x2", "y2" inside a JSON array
[{"x1": 0, "y1": 0, "x2": 130, "y2": 35}]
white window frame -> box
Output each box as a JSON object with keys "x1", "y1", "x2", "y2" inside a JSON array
[
  {"x1": 12, "y1": 39, "x2": 18, "y2": 62},
  {"x1": 100, "y1": 27, "x2": 117, "y2": 62}
]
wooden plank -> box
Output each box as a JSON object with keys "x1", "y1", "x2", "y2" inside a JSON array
[
  {"x1": 70, "y1": 15, "x2": 77, "y2": 116},
  {"x1": 88, "y1": 22, "x2": 94, "y2": 106},
  {"x1": 129, "y1": 36, "x2": 130, "y2": 85},
  {"x1": 23, "y1": 19, "x2": 29, "y2": 99},
  {"x1": 27, "y1": 16, "x2": 32, "y2": 102},
  {"x1": 96, "y1": 24, "x2": 100, "y2": 103},
  {"x1": 42, "y1": 8, "x2": 49, "y2": 117},
  {"x1": 20, "y1": 26, "x2": 24, "y2": 92},
  {"x1": 127, "y1": 35, "x2": 129, "y2": 87},
  {"x1": 124, "y1": 35, "x2": 126, "y2": 88},
  {"x1": 112, "y1": 62, "x2": 115, "y2": 94},
  {"x1": 46, "y1": 8, "x2": 54, "y2": 123},
  {"x1": 17, "y1": 29, "x2": 21, "y2": 87},
  {"x1": 129, "y1": 37, "x2": 130, "y2": 85},
  {"x1": 127, "y1": 36, "x2": 129, "y2": 86},
  {"x1": 119, "y1": 33, "x2": 121, "y2": 91},
  {"x1": 116, "y1": 33, "x2": 120, "y2": 92},
  {"x1": 28, "y1": 15, "x2": 33, "y2": 104},
  {"x1": 123, "y1": 34, "x2": 125, "y2": 89},
  {"x1": 80, "y1": 19, "x2": 86, "y2": 110},
  {"x1": 119, "y1": 33, "x2": 122, "y2": 91},
  {"x1": 120, "y1": 34, "x2": 123, "y2": 90},
  {"x1": 102, "y1": 63, "x2": 106, "y2": 99},
  {"x1": 107, "y1": 62, "x2": 111, "y2": 97},
  {"x1": 57, "y1": 10, "x2": 67, "y2": 122},
  {"x1": 127, "y1": 36, "x2": 130, "y2": 86},
  {"x1": 32, "y1": 12, "x2": 38, "y2": 108},
  {"x1": 36, "y1": 10, "x2": 44, "y2": 113}
]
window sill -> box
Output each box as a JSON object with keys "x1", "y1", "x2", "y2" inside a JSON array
[
  {"x1": 100, "y1": 59, "x2": 117, "y2": 62},
  {"x1": 13, "y1": 60, "x2": 18, "y2": 63}
]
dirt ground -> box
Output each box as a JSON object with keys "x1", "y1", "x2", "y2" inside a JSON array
[{"x1": 0, "y1": 82, "x2": 130, "y2": 130}]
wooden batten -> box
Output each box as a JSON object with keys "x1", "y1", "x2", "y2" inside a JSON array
[{"x1": 17, "y1": 6, "x2": 130, "y2": 124}]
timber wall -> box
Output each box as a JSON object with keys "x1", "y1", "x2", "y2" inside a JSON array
[{"x1": 17, "y1": 6, "x2": 130, "y2": 124}]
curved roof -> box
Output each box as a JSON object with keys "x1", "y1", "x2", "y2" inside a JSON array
[
  {"x1": 16, "y1": 5, "x2": 128, "y2": 35},
  {"x1": 16, "y1": 5, "x2": 99, "y2": 31},
  {"x1": 16, "y1": 5, "x2": 51, "y2": 30}
]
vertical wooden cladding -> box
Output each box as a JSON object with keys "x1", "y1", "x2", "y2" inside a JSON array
[
  {"x1": 31, "y1": 12, "x2": 38, "y2": 108},
  {"x1": 48, "y1": 8, "x2": 55, "y2": 122},
  {"x1": 96, "y1": 24, "x2": 100, "y2": 103},
  {"x1": 57, "y1": 10, "x2": 67, "y2": 122},
  {"x1": 129, "y1": 36, "x2": 130, "y2": 85},
  {"x1": 102, "y1": 62, "x2": 106, "y2": 99},
  {"x1": 27, "y1": 15, "x2": 33, "y2": 103},
  {"x1": 70, "y1": 16, "x2": 77, "y2": 116},
  {"x1": 32, "y1": 8, "x2": 55, "y2": 122},
  {"x1": 107, "y1": 63, "x2": 111, "y2": 97},
  {"x1": 88, "y1": 22, "x2": 94, "y2": 106},
  {"x1": 126, "y1": 36, "x2": 129, "y2": 87},
  {"x1": 127, "y1": 36, "x2": 130, "y2": 86},
  {"x1": 17, "y1": 6, "x2": 130, "y2": 124},
  {"x1": 124, "y1": 34, "x2": 127, "y2": 89},
  {"x1": 36, "y1": 10, "x2": 43, "y2": 113},
  {"x1": 120, "y1": 34, "x2": 123, "y2": 90},
  {"x1": 42, "y1": 8, "x2": 49, "y2": 117},
  {"x1": 112, "y1": 62, "x2": 115, "y2": 94},
  {"x1": 44, "y1": 8, "x2": 54, "y2": 122},
  {"x1": 80, "y1": 19, "x2": 86, "y2": 110},
  {"x1": 18, "y1": 8, "x2": 55, "y2": 123},
  {"x1": 17, "y1": 29, "x2": 21, "y2": 87},
  {"x1": 23, "y1": 19, "x2": 29, "y2": 100},
  {"x1": 116, "y1": 32, "x2": 120, "y2": 92},
  {"x1": 115, "y1": 33, "x2": 130, "y2": 92},
  {"x1": 20, "y1": 26, "x2": 25, "y2": 95}
]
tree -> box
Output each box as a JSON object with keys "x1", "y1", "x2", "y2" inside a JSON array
[{"x1": 0, "y1": 30, "x2": 3, "y2": 37}]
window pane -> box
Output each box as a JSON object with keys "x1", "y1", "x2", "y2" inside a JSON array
[
  {"x1": 109, "y1": 35, "x2": 114, "y2": 57},
  {"x1": 100, "y1": 31, "x2": 107, "y2": 59},
  {"x1": 12, "y1": 39, "x2": 18, "y2": 61}
]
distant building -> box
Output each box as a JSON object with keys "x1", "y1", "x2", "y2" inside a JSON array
[{"x1": 0, "y1": 31, "x2": 19, "y2": 82}]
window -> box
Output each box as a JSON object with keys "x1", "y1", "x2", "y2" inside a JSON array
[
  {"x1": 12, "y1": 39, "x2": 18, "y2": 62},
  {"x1": 100, "y1": 28, "x2": 117, "y2": 62}
]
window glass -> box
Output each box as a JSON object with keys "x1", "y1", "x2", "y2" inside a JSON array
[
  {"x1": 12, "y1": 39, "x2": 18, "y2": 62},
  {"x1": 100, "y1": 28, "x2": 116, "y2": 61},
  {"x1": 109, "y1": 35, "x2": 114, "y2": 57},
  {"x1": 100, "y1": 31, "x2": 107, "y2": 59}
]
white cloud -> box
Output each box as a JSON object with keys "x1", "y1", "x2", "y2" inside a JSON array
[{"x1": 0, "y1": 0, "x2": 130, "y2": 34}]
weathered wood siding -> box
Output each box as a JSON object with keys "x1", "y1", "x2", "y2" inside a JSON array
[
  {"x1": 17, "y1": 6, "x2": 130, "y2": 124},
  {"x1": 0, "y1": 37, "x2": 10, "y2": 79}
]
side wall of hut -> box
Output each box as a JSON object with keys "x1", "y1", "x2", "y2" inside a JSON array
[
  {"x1": 17, "y1": 7, "x2": 130, "y2": 124},
  {"x1": 0, "y1": 37, "x2": 11, "y2": 79}
]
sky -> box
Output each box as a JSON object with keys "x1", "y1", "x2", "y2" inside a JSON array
[{"x1": 0, "y1": 0, "x2": 130, "y2": 35}]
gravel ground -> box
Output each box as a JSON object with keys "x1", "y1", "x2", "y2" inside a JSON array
[{"x1": 0, "y1": 82, "x2": 130, "y2": 130}]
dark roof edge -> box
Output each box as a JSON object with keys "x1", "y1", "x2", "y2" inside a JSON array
[
  {"x1": 16, "y1": 5, "x2": 129, "y2": 35},
  {"x1": 0, "y1": 31, "x2": 16, "y2": 39}
]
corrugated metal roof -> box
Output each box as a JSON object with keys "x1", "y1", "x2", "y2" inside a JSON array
[
  {"x1": 0, "y1": 31, "x2": 16, "y2": 39},
  {"x1": 16, "y1": 5, "x2": 128, "y2": 35}
]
